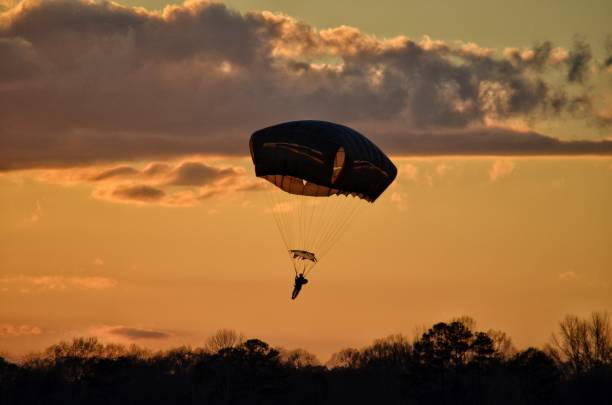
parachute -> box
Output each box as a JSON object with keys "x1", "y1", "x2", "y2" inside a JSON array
[{"x1": 250, "y1": 120, "x2": 397, "y2": 276}]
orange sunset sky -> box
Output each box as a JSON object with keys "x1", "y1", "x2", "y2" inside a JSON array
[{"x1": 1, "y1": 0, "x2": 611, "y2": 362}]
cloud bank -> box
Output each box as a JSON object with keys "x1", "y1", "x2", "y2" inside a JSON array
[{"x1": 1, "y1": 0, "x2": 611, "y2": 171}]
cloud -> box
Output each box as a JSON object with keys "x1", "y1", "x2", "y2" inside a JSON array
[
  {"x1": 488, "y1": 160, "x2": 515, "y2": 182},
  {"x1": 111, "y1": 184, "x2": 166, "y2": 202},
  {"x1": 0, "y1": 0, "x2": 610, "y2": 172},
  {"x1": 400, "y1": 163, "x2": 420, "y2": 181},
  {"x1": 566, "y1": 39, "x2": 592, "y2": 83},
  {"x1": 390, "y1": 191, "x2": 407, "y2": 210},
  {"x1": 0, "y1": 0, "x2": 18, "y2": 12},
  {"x1": 26, "y1": 200, "x2": 42, "y2": 223},
  {"x1": 381, "y1": 127, "x2": 612, "y2": 156},
  {"x1": 81, "y1": 158, "x2": 256, "y2": 206},
  {"x1": 397, "y1": 162, "x2": 433, "y2": 187},
  {"x1": 86, "y1": 325, "x2": 174, "y2": 343},
  {"x1": 559, "y1": 271, "x2": 578, "y2": 280},
  {"x1": 89, "y1": 166, "x2": 139, "y2": 181},
  {"x1": 22, "y1": 157, "x2": 261, "y2": 206},
  {"x1": 166, "y1": 162, "x2": 242, "y2": 186},
  {"x1": 0, "y1": 275, "x2": 118, "y2": 291},
  {"x1": 436, "y1": 163, "x2": 452, "y2": 177},
  {"x1": 107, "y1": 326, "x2": 172, "y2": 340},
  {"x1": 0, "y1": 323, "x2": 42, "y2": 337},
  {"x1": 604, "y1": 37, "x2": 612, "y2": 71}
]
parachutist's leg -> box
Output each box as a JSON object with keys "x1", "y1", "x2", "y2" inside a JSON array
[{"x1": 291, "y1": 285, "x2": 302, "y2": 300}]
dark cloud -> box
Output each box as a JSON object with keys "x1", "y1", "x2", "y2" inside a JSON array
[
  {"x1": 376, "y1": 127, "x2": 612, "y2": 156},
  {"x1": 566, "y1": 39, "x2": 592, "y2": 83},
  {"x1": 167, "y1": 162, "x2": 239, "y2": 186},
  {"x1": 90, "y1": 165, "x2": 139, "y2": 181},
  {"x1": 144, "y1": 162, "x2": 173, "y2": 177},
  {"x1": 0, "y1": 0, "x2": 610, "y2": 171},
  {"x1": 108, "y1": 327, "x2": 171, "y2": 340},
  {"x1": 604, "y1": 36, "x2": 612, "y2": 68},
  {"x1": 111, "y1": 184, "x2": 165, "y2": 202},
  {"x1": 83, "y1": 159, "x2": 251, "y2": 205},
  {"x1": 0, "y1": 37, "x2": 39, "y2": 81}
]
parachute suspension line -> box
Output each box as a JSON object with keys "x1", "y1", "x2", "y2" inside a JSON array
[
  {"x1": 263, "y1": 180, "x2": 368, "y2": 278},
  {"x1": 327, "y1": 196, "x2": 359, "y2": 249},
  {"x1": 299, "y1": 194, "x2": 365, "y2": 276},
  {"x1": 308, "y1": 192, "x2": 336, "y2": 253},
  {"x1": 312, "y1": 195, "x2": 349, "y2": 254},
  {"x1": 308, "y1": 195, "x2": 337, "y2": 256},
  {"x1": 296, "y1": 192, "x2": 302, "y2": 250},
  {"x1": 299, "y1": 193, "x2": 306, "y2": 253},
  {"x1": 266, "y1": 181, "x2": 317, "y2": 276},
  {"x1": 304, "y1": 199, "x2": 321, "y2": 255},
  {"x1": 318, "y1": 197, "x2": 365, "y2": 260},
  {"x1": 312, "y1": 195, "x2": 342, "y2": 257},
  {"x1": 313, "y1": 196, "x2": 350, "y2": 260},
  {"x1": 264, "y1": 184, "x2": 287, "y2": 249}
]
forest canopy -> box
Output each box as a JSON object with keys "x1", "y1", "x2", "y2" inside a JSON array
[{"x1": 1, "y1": 312, "x2": 610, "y2": 404}]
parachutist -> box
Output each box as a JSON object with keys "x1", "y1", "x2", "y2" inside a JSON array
[
  {"x1": 250, "y1": 121, "x2": 397, "y2": 297},
  {"x1": 291, "y1": 273, "x2": 308, "y2": 300}
]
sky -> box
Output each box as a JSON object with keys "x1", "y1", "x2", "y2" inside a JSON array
[{"x1": 0, "y1": 0, "x2": 611, "y2": 362}]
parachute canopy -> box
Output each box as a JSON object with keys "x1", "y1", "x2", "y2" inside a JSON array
[
  {"x1": 250, "y1": 120, "x2": 397, "y2": 275},
  {"x1": 250, "y1": 120, "x2": 397, "y2": 202}
]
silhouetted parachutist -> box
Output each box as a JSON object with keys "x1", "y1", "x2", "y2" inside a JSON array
[{"x1": 291, "y1": 273, "x2": 308, "y2": 300}]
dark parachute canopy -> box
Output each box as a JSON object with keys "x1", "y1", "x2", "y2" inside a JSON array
[
  {"x1": 250, "y1": 120, "x2": 397, "y2": 202},
  {"x1": 250, "y1": 120, "x2": 397, "y2": 275}
]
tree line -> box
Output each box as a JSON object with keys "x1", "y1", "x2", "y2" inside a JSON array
[{"x1": 1, "y1": 312, "x2": 610, "y2": 404}]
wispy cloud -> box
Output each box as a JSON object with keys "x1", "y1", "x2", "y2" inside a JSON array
[
  {"x1": 390, "y1": 191, "x2": 408, "y2": 210},
  {"x1": 488, "y1": 160, "x2": 516, "y2": 182},
  {"x1": 559, "y1": 271, "x2": 578, "y2": 280},
  {"x1": 435, "y1": 163, "x2": 452, "y2": 177},
  {"x1": 0, "y1": 323, "x2": 43, "y2": 337},
  {"x1": 0, "y1": 0, "x2": 611, "y2": 171},
  {"x1": 400, "y1": 164, "x2": 420, "y2": 181},
  {"x1": 0, "y1": 275, "x2": 118, "y2": 292},
  {"x1": 108, "y1": 326, "x2": 172, "y2": 340},
  {"x1": 88, "y1": 325, "x2": 173, "y2": 342},
  {"x1": 29, "y1": 158, "x2": 259, "y2": 206},
  {"x1": 89, "y1": 166, "x2": 139, "y2": 181},
  {"x1": 25, "y1": 200, "x2": 42, "y2": 223},
  {"x1": 109, "y1": 184, "x2": 166, "y2": 203}
]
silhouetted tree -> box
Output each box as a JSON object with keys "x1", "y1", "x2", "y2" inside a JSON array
[
  {"x1": 548, "y1": 311, "x2": 612, "y2": 375},
  {"x1": 45, "y1": 336, "x2": 105, "y2": 361},
  {"x1": 327, "y1": 348, "x2": 361, "y2": 369},
  {"x1": 470, "y1": 332, "x2": 496, "y2": 366},
  {"x1": 2, "y1": 315, "x2": 611, "y2": 405},
  {"x1": 487, "y1": 329, "x2": 517, "y2": 359},
  {"x1": 280, "y1": 348, "x2": 320, "y2": 368},
  {"x1": 508, "y1": 348, "x2": 560, "y2": 403},
  {"x1": 413, "y1": 321, "x2": 474, "y2": 369},
  {"x1": 359, "y1": 334, "x2": 412, "y2": 370},
  {"x1": 205, "y1": 328, "x2": 244, "y2": 354}
]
